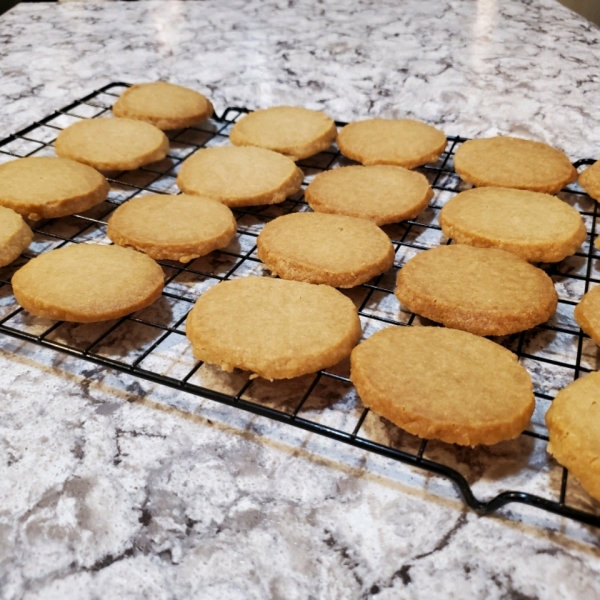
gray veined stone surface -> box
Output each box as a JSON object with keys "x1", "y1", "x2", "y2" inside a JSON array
[{"x1": 0, "y1": 1, "x2": 600, "y2": 598}]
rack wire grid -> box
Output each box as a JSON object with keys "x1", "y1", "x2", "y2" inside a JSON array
[{"x1": 0, "y1": 82, "x2": 599, "y2": 530}]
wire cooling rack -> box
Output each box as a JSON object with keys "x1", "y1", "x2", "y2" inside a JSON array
[{"x1": 0, "y1": 82, "x2": 599, "y2": 530}]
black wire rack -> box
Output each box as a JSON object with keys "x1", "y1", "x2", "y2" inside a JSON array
[{"x1": 0, "y1": 82, "x2": 599, "y2": 530}]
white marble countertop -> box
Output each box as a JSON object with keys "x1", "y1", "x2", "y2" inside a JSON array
[{"x1": 1, "y1": 1, "x2": 600, "y2": 598}]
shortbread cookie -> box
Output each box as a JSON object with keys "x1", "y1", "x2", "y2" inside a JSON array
[
  {"x1": 177, "y1": 146, "x2": 304, "y2": 207},
  {"x1": 453, "y1": 137, "x2": 577, "y2": 194},
  {"x1": 0, "y1": 157, "x2": 109, "y2": 220},
  {"x1": 186, "y1": 276, "x2": 362, "y2": 379},
  {"x1": 229, "y1": 106, "x2": 337, "y2": 161},
  {"x1": 55, "y1": 118, "x2": 169, "y2": 171},
  {"x1": 0, "y1": 206, "x2": 33, "y2": 266},
  {"x1": 351, "y1": 326, "x2": 534, "y2": 446},
  {"x1": 439, "y1": 187, "x2": 586, "y2": 263},
  {"x1": 12, "y1": 244, "x2": 164, "y2": 322},
  {"x1": 336, "y1": 119, "x2": 447, "y2": 169},
  {"x1": 112, "y1": 82, "x2": 213, "y2": 130},
  {"x1": 305, "y1": 165, "x2": 433, "y2": 225},
  {"x1": 257, "y1": 212, "x2": 394, "y2": 287},
  {"x1": 107, "y1": 193, "x2": 237, "y2": 262},
  {"x1": 546, "y1": 372, "x2": 600, "y2": 502},
  {"x1": 574, "y1": 286, "x2": 600, "y2": 346},
  {"x1": 395, "y1": 245, "x2": 557, "y2": 336},
  {"x1": 579, "y1": 161, "x2": 600, "y2": 202}
]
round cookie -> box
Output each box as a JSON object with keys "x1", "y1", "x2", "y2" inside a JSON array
[
  {"x1": 545, "y1": 372, "x2": 600, "y2": 502},
  {"x1": 107, "y1": 193, "x2": 237, "y2": 263},
  {"x1": 574, "y1": 285, "x2": 600, "y2": 346},
  {"x1": 579, "y1": 160, "x2": 600, "y2": 202},
  {"x1": 439, "y1": 187, "x2": 587, "y2": 263},
  {"x1": 395, "y1": 245, "x2": 558, "y2": 336},
  {"x1": 305, "y1": 165, "x2": 433, "y2": 225},
  {"x1": 177, "y1": 146, "x2": 304, "y2": 207},
  {"x1": 55, "y1": 118, "x2": 169, "y2": 171},
  {"x1": 453, "y1": 137, "x2": 577, "y2": 194},
  {"x1": 229, "y1": 106, "x2": 337, "y2": 161},
  {"x1": 0, "y1": 206, "x2": 33, "y2": 267},
  {"x1": 350, "y1": 326, "x2": 534, "y2": 446},
  {"x1": 0, "y1": 157, "x2": 109, "y2": 220},
  {"x1": 185, "y1": 276, "x2": 362, "y2": 380},
  {"x1": 257, "y1": 212, "x2": 394, "y2": 288},
  {"x1": 112, "y1": 82, "x2": 213, "y2": 130},
  {"x1": 12, "y1": 244, "x2": 164, "y2": 322},
  {"x1": 336, "y1": 118, "x2": 447, "y2": 169}
]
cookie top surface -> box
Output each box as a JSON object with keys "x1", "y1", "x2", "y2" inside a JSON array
[
  {"x1": 229, "y1": 106, "x2": 337, "y2": 161},
  {"x1": 112, "y1": 82, "x2": 213, "y2": 130},
  {"x1": 305, "y1": 165, "x2": 433, "y2": 225},
  {"x1": 0, "y1": 206, "x2": 32, "y2": 267},
  {"x1": 0, "y1": 157, "x2": 109, "y2": 220},
  {"x1": 257, "y1": 212, "x2": 394, "y2": 288},
  {"x1": 185, "y1": 276, "x2": 362, "y2": 379},
  {"x1": 107, "y1": 193, "x2": 237, "y2": 262},
  {"x1": 545, "y1": 372, "x2": 600, "y2": 502},
  {"x1": 350, "y1": 326, "x2": 534, "y2": 446},
  {"x1": 453, "y1": 137, "x2": 576, "y2": 194},
  {"x1": 574, "y1": 285, "x2": 600, "y2": 346},
  {"x1": 439, "y1": 187, "x2": 586, "y2": 263},
  {"x1": 12, "y1": 244, "x2": 164, "y2": 322},
  {"x1": 395, "y1": 244, "x2": 558, "y2": 336},
  {"x1": 177, "y1": 146, "x2": 304, "y2": 207},
  {"x1": 336, "y1": 119, "x2": 447, "y2": 168},
  {"x1": 579, "y1": 160, "x2": 600, "y2": 202},
  {"x1": 55, "y1": 118, "x2": 169, "y2": 171}
]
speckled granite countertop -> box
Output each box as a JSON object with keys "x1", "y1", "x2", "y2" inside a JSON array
[{"x1": 1, "y1": 1, "x2": 600, "y2": 598}]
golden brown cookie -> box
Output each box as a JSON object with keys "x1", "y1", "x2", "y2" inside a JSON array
[
  {"x1": 395, "y1": 245, "x2": 557, "y2": 336},
  {"x1": 0, "y1": 206, "x2": 33, "y2": 266},
  {"x1": 112, "y1": 82, "x2": 213, "y2": 130},
  {"x1": 351, "y1": 326, "x2": 534, "y2": 446},
  {"x1": 545, "y1": 372, "x2": 600, "y2": 502},
  {"x1": 305, "y1": 165, "x2": 433, "y2": 225},
  {"x1": 55, "y1": 118, "x2": 169, "y2": 171},
  {"x1": 107, "y1": 193, "x2": 237, "y2": 262},
  {"x1": 12, "y1": 244, "x2": 164, "y2": 322},
  {"x1": 177, "y1": 146, "x2": 304, "y2": 207},
  {"x1": 229, "y1": 106, "x2": 337, "y2": 161},
  {"x1": 579, "y1": 161, "x2": 600, "y2": 202},
  {"x1": 439, "y1": 187, "x2": 586, "y2": 263},
  {"x1": 453, "y1": 137, "x2": 577, "y2": 194},
  {"x1": 0, "y1": 157, "x2": 109, "y2": 220},
  {"x1": 574, "y1": 285, "x2": 600, "y2": 346},
  {"x1": 185, "y1": 276, "x2": 362, "y2": 379},
  {"x1": 257, "y1": 212, "x2": 394, "y2": 287},
  {"x1": 336, "y1": 118, "x2": 447, "y2": 169}
]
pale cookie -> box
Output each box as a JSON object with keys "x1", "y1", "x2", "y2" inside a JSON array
[
  {"x1": 229, "y1": 106, "x2": 337, "y2": 161},
  {"x1": 12, "y1": 244, "x2": 164, "y2": 322},
  {"x1": 0, "y1": 206, "x2": 33, "y2": 266},
  {"x1": 351, "y1": 326, "x2": 534, "y2": 446},
  {"x1": 579, "y1": 161, "x2": 600, "y2": 202},
  {"x1": 395, "y1": 245, "x2": 557, "y2": 336},
  {"x1": 574, "y1": 286, "x2": 600, "y2": 346},
  {"x1": 439, "y1": 187, "x2": 586, "y2": 263},
  {"x1": 545, "y1": 372, "x2": 600, "y2": 502},
  {"x1": 185, "y1": 276, "x2": 362, "y2": 379},
  {"x1": 305, "y1": 165, "x2": 433, "y2": 225},
  {"x1": 177, "y1": 146, "x2": 304, "y2": 207},
  {"x1": 107, "y1": 193, "x2": 237, "y2": 263},
  {"x1": 336, "y1": 119, "x2": 447, "y2": 169},
  {"x1": 257, "y1": 212, "x2": 394, "y2": 287},
  {"x1": 0, "y1": 157, "x2": 109, "y2": 220},
  {"x1": 112, "y1": 82, "x2": 213, "y2": 130},
  {"x1": 453, "y1": 137, "x2": 577, "y2": 194},
  {"x1": 55, "y1": 118, "x2": 169, "y2": 171}
]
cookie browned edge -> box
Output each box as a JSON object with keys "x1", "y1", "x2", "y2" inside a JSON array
[{"x1": 574, "y1": 287, "x2": 600, "y2": 346}]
